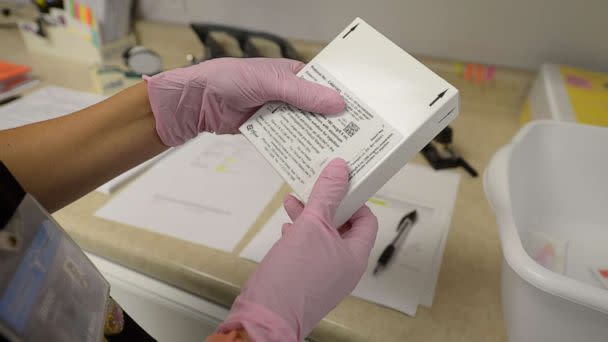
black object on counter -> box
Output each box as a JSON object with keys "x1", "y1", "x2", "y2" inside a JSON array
[
  {"x1": 190, "y1": 23, "x2": 303, "y2": 62},
  {"x1": 421, "y1": 126, "x2": 478, "y2": 177}
]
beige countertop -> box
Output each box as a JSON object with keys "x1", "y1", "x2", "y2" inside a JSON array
[{"x1": 1, "y1": 20, "x2": 534, "y2": 341}]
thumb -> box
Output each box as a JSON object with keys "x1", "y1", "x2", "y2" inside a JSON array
[
  {"x1": 281, "y1": 222, "x2": 293, "y2": 236},
  {"x1": 341, "y1": 205, "x2": 378, "y2": 260},
  {"x1": 271, "y1": 70, "x2": 345, "y2": 115},
  {"x1": 306, "y1": 158, "x2": 349, "y2": 224},
  {"x1": 283, "y1": 194, "x2": 304, "y2": 222}
]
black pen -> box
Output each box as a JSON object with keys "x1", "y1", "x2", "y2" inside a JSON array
[{"x1": 373, "y1": 210, "x2": 418, "y2": 276}]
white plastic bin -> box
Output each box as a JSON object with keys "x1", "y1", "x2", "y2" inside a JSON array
[{"x1": 484, "y1": 121, "x2": 608, "y2": 342}]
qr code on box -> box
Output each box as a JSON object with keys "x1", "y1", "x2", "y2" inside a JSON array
[{"x1": 343, "y1": 122, "x2": 360, "y2": 137}]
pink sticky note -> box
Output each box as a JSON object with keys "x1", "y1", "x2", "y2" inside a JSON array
[
  {"x1": 486, "y1": 66, "x2": 496, "y2": 81},
  {"x1": 475, "y1": 64, "x2": 484, "y2": 84},
  {"x1": 464, "y1": 64, "x2": 474, "y2": 81},
  {"x1": 565, "y1": 74, "x2": 592, "y2": 89},
  {"x1": 591, "y1": 267, "x2": 608, "y2": 289}
]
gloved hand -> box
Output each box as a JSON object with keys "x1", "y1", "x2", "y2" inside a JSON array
[
  {"x1": 218, "y1": 159, "x2": 378, "y2": 341},
  {"x1": 144, "y1": 58, "x2": 345, "y2": 146}
]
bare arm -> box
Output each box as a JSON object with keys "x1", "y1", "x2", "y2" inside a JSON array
[
  {"x1": 0, "y1": 58, "x2": 345, "y2": 213},
  {"x1": 0, "y1": 82, "x2": 168, "y2": 212}
]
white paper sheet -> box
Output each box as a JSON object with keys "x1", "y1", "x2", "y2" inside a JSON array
[
  {"x1": 96, "y1": 133, "x2": 284, "y2": 252},
  {"x1": 379, "y1": 165, "x2": 461, "y2": 308},
  {"x1": 524, "y1": 231, "x2": 569, "y2": 274},
  {"x1": 95, "y1": 151, "x2": 172, "y2": 195},
  {"x1": 0, "y1": 86, "x2": 104, "y2": 130},
  {"x1": 239, "y1": 164, "x2": 460, "y2": 316},
  {"x1": 0, "y1": 79, "x2": 39, "y2": 102},
  {"x1": 351, "y1": 200, "x2": 431, "y2": 316},
  {"x1": 419, "y1": 229, "x2": 450, "y2": 307},
  {"x1": 240, "y1": 206, "x2": 290, "y2": 263},
  {"x1": 563, "y1": 236, "x2": 608, "y2": 290}
]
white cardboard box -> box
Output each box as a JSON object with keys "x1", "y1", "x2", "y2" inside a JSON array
[{"x1": 240, "y1": 18, "x2": 459, "y2": 226}]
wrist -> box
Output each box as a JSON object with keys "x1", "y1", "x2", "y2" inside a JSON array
[
  {"x1": 237, "y1": 329, "x2": 251, "y2": 342},
  {"x1": 143, "y1": 71, "x2": 205, "y2": 146},
  {"x1": 138, "y1": 80, "x2": 154, "y2": 118},
  {"x1": 218, "y1": 297, "x2": 298, "y2": 342}
]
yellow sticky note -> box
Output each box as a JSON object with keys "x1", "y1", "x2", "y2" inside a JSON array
[
  {"x1": 215, "y1": 165, "x2": 227, "y2": 173},
  {"x1": 453, "y1": 62, "x2": 464, "y2": 75},
  {"x1": 79, "y1": 5, "x2": 87, "y2": 25},
  {"x1": 560, "y1": 66, "x2": 608, "y2": 126},
  {"x1": 519, "y1": 99, "x2": 532, "y2": 126},
  {"x1": 368, "y1": 197, "x2": 388, "y2": 207}
]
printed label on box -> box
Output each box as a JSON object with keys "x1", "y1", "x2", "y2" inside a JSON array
[{"x1": 241, "y1": 63, "x2": 403, "y2": 197}]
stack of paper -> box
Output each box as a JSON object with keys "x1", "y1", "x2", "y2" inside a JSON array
[
  {"x1": 240, "y1": 164, "x2": 460, "y2": 316},
  {"x1": 0, "y1": 86, "x2": 103, "y2": 130},
  {"x1": 0, "y1": 60, "x2": 38, "y2": 102},
  {"x1": 96, "y1": 133, "x2": 284, "y2": 252}
]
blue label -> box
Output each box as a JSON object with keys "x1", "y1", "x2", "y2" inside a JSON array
[{"x1": 0, "y1": 220, "x2": 59, "y2": 332}]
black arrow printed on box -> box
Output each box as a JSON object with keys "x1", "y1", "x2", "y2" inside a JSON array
[
  {"x1": 342, "y1": 23, "x2": 359, "y2": 39},
  {"x1": 429, "y1": 89, "x2": 448, "y2": 107}
]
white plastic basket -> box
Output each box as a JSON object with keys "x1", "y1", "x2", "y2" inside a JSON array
[{"x1": 484, "y1": 121, "x2": 608, "y2": 342}]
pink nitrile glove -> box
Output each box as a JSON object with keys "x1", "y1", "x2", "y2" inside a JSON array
[
  {"x1": 144, "y1": 58, "x2": 346, "y2": 146},
  {"x1": 217, "y1": 159, "x2": 378, "y2": 341}
]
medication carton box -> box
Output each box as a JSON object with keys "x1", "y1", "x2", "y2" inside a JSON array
[{"x1": 240, "y1": 18, "x2": 459, "y2": 226}]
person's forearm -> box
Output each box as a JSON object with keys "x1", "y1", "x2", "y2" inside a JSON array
[{"x1": 0, "y1": 82, "x2": 168, "y2": 212}]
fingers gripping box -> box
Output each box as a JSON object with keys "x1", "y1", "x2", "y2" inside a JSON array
[{"x1": 240, "y1": 18, "x2": 459, "y2": 226}]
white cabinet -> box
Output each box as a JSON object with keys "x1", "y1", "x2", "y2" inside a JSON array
[{"x1": 86, "y1": 253, "x2": 229, "y2": 342}]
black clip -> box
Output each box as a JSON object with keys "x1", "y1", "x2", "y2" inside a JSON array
[
  {"x1": 189, "y1": 23, "x2": 303, "y2": 62},
  {"x1": 421, "y1": 126, "x2": 478, "y2": 177}
]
